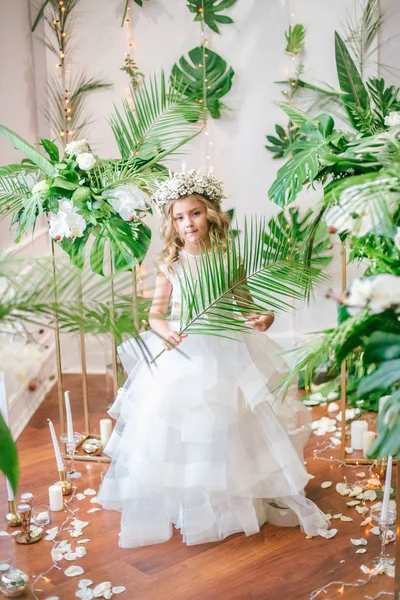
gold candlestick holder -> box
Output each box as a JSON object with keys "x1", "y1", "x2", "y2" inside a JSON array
[
  {"x1": 55, "y1": 469, "x2": 72, "y2": 496},
  {"x1": 5, "y1": 500, "x2": 21, "y2": 528}
]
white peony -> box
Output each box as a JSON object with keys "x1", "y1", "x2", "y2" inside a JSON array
[
  {"x1": 384, "y1": 111, "x2": 400, "y2": 128},
  {"x1": 76, "y1": 152, "x2": 96, "y2": 171},
  {"x1": 394, "y1": 227, "x2": 400, "y2": 251},
  {"x1": 65, "y1": 139, "x2": 90, "y2": 156},
  {"x1": 48, "y1": 200, "x2": 86, "y2": 240},
  {"x1": 102, "y1": 184, "x2": 148, "y2": 221},
  {"x1": 346, "y1": 278, "x2": 374, "y2": 316},
  {"x1": 368, "y1": 274, "x2": 400, "y2": 314},
  {"x1": 31, "y1": 180, "x2": 50, "y2": 196}
]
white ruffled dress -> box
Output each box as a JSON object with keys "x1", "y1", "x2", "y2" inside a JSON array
[{"x1": 97, "y1": 250, "x2": 330, "y2": 547}]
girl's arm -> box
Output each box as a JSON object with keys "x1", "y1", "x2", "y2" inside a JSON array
[
  {"x1": 233, "y1": 267, "x2": 275, "y2": 333},
  {"x1": 149, "y1": 272, "x2": 187, "y2": 350}
]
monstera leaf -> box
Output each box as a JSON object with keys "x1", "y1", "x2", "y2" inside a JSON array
[
  {"x1": 171, "y1": 47, "x2": 234, "y2": 119},
  {"x1": 187, "y1": 0, "x2": 237, "y2": 34},
  {"x1": 0, "y1": 412, "x2": 19, "y2": 494}
]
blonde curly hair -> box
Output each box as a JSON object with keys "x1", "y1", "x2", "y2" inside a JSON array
[{"x1": 157, "y1": 193, "x2": 230, "y2": 271}]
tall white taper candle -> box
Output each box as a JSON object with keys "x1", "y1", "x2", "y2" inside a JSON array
[
  {"x1": 380, "y1": 455, "x2": 393, "y2": 523},
  {"x1": 47, "y1": 419, "x2": 64, "y2": 471},
  {"x1": 0, "y1": 372, "x2": 15, "y2": 501},
  {"x1": 64, "y1": 390, "x2": 74, "y2": 443}
]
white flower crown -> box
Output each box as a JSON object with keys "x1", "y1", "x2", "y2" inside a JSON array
[{"x1": 151, "y1": 169, "x2": 225, "y2": 212}]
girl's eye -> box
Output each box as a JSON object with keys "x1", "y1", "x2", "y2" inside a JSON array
[
  {"x1": 175, "y1": 216, "x2": 183, "y2": 221},
  {"x1": 193, "y1": 211, "x2": 201, "y2": 216}
]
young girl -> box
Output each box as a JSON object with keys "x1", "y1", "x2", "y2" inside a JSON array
[{"x1": 97, "y1": 170, "x2": 330, "y2": 547}]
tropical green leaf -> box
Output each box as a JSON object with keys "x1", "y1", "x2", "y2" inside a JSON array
[
  {"x1": 0, "y1": 125, "x2": 57, "y2": 177},
  {"x1": 334, "y1": 32, "x2": 370, "y2": 129},
  {"x1": 367, "y1": 391, "x2": 400, "y2": 458},
  {"x1": 363, "y1": 331, "x2": 400, "y2": 363},
  {"x1": 285, "y1": 24, "x2": 306, "y2": 56},
  {"x1": 357, "y1": 359, "x2": 400, "y2": 395},
  {"x1": 171, "y1": 47, "x2": 234, "y2": 119},
  {"x1": 276, "y1": 103, "x2": 319, "y2": 129},
  {"x1": 265, "y1": 122, "x2": 301, "y2": 159},
  {"x1": 110, "y1": 71, "x2": 203, "y2": 160},
  {"x1": 0, "y1": 411, "x2": 19, "y2": 494},
  {"x1": 268, "y1": 133, "x2": 329, "y2": 206},
  {"x1": 187, "y1": 0, "x2": 237, "y2": 34}
]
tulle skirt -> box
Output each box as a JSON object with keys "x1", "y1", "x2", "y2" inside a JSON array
[{"x1": 97, "y1": 322, "x2": 330, "y2": 547}]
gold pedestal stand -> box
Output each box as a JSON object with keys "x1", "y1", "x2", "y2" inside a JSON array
[
  {"x1": 55, "y1": 469, "x2": 73, "y2": 496},
  {"x1": 5, "y1": 500, "x2": 21, "y2": 527}
]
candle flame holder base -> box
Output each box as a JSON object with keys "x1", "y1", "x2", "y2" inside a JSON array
[
  {"x1": 4, "y1": 500, "x2": 21, "y2": 528},
  {"x1": 15, "y1": 529, "x2": 42, "y2": 545},
  {"x1": 55, "y1": 469, "x2": 72, "y2": 496}
]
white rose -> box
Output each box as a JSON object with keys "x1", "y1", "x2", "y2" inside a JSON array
[
  {"x1": 384, "y1": 111, "x2": 400, "y2": 128},
  {"x1": 65, "y1": 139, "x2": 89, "y2": 156},
  {"x1": 31, "y1": 180, "x2": 50, "y2": 196},
  {"x1": 48, "y1": 200, "x2": 86, "y2": 240},
  {"x1": 102, "y1": 184, "x2": 148, "y2": 221},
  {"x1": 345, "y1": 278, "x2": 374, "y2": 316},
  {"x1": 394, "y1": 227, "x2": 400, "y2": 251},
  {"x1": 368, "y1": 274, "x2": 400, "y2": 314},
  {"x1": 76, "y1": 152, "x2": 96, "y2": 171}
]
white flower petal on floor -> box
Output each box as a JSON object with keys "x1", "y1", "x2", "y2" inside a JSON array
[
  {"x1": 76, "y1": 546, "x2": 87, "y2": 558},
  {"x1": 77, "y1": 539, "x2": 90, "y2": 544},
  {"x1": 340, "y1": 516, "x2": 353, "y2": 522},
  {"x1": 84, "y1": 489, "x2": 97, "y2": 496},
  {"x1": 356, "y1": 472, "x2": 366, "y2": 478},
  {"x1": 78, "y1": 579, "x2": 93, "y2": 588},
  {"x1": 356, "y1": 548, "x2": 367, "y2": 554},
  {"x1": 112, "y1": 587, "x2": 126, "y2": 594},
  {"x1": 317, "y1": 528, "x2": 337, "y2": 539},
  {"x1": 76, "y1": 494, "x2": 86, "y2": 501},
  {"x1": 321, "y1": 481, "x2": 332, "y2": 488},
  {"x1": 92, "y1": 582, "x2": 112, "y2": 598},
  {"x1": 64, "y1": 566, "x2": 84, "y2": 577},
  {"x1": 362, "y1": 490, "x2": 377, "y2": 502},
  {"x1": 350, "y1": 538, "x2": 368, "y2": 546},
  {"x1": 87, "y1": 508, "x2": 100, "y2": 513},
  {"x1": 346, "y1": 500, "x2": 360, "y2": 506},
  {"x1": 64, "y1": 552, "x2": 78, "y2": 561}
]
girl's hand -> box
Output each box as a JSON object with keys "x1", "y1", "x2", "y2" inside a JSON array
[
  {"x1": 244, "y1": 313, "x2": 274, "y2": 332},
  {"x1": 163, "y1": 331, "x2": 188, "y2": 351}
]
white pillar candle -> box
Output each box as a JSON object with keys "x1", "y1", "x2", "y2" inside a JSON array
[
  {"x1": 100, "y1": 418, "x2": 112, "y2": 447},
  {"x1": 48, "y1": 485, "x2": 64, "y2": 512},
  {"x1": 350, "y1": 420, "x2": 368, "y2": 450},
  {"x1": 64, "y1": 391, "x2": 74, "y2": 443},
  {"x1": 381, "y1": 455, "x2": 393, "y2": 523},
  {"x1": 0, "y1": 372, "x2": 15, "y2": 501},
  {"x1": 47, "y1": 419, "x2": 64, "y2": 471},
  {"x1": 362, "y1": 431, "x2": 376, "y2": 457}
]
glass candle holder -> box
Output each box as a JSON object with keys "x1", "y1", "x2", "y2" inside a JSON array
[
  {"x1": 31, "y1": 505, "x2": 50, "y2": 527},
  {"x1": 370, "y1": 505, "x2": 396, "y2": 570},
  {"x1": 60, "y1": 432, "x2": 83, "y2": 479}
]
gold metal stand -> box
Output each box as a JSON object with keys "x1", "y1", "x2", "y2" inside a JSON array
[
  {"x1": 5, "y1": 500, "x2": 21, "y2": 527},
  {"x1": 395, "y1": 458, "x2": 400, "y2": 599},
  {"x1": 51, "y1": 241, "x2": 65, "y2": 435},
  {"x1": 78, "y1": 274, "x2": 90, "y2": 435}
]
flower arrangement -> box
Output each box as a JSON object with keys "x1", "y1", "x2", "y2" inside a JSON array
[{"x1": 151, "y1": 169, "x2": 225, "y2": 213}]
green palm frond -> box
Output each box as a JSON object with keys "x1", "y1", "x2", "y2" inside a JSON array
[
  {"x1": 285, "y1": 24, "x2": 306, "y2": 56},
  {"x1": 366, "y1": 77, "x2": 400, "y2": 127},
  {"x1": 110, "y1": 72, "x2": 203, "y2": 161},
  {"x1": 0, "y1": 166, "x2": 35, "y2": 219},
  {"x1": 152, "y1": 217, "x2": 326, "y2": 362},
  {"x1": 342, "y1": 0, "x2": 384, "y2": 78}
]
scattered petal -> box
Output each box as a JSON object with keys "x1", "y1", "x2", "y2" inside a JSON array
[
  {"x1": 70, "y1": 530, "x2": 83, "y2": 538},
  {"x1": 76, "y1": 590, "x2": 93, "y2": 600},
  {"x1": 321, "y1": 481, "x2": 332, "y2": 489},
  {"x1": 325, "y1": 514, "x2": 332, "y2": 520},
  {"x1": 10, "y1": 530, "x2": 21, "y2": 536},
  {"x1": 329, "y1": 437, "x2": 341, "y2": 446},
  {"x1": 317, "y1": 528, "x2": 338, "y2": 539},
  {"x1": 89, "y1": 497, "x2": 99, "y2": 504},
  {"x1": 83, "y1": 488, "x2": 97, "y2": 496},
  {"x1": 336, "y1": 483, "x2": 350, "y2": 496},
  {"x1": 346, "y1": 501, "x2": 361, "y2": 506},
  {"x1": 360, "y1": 517, "x2": 372, "y2": 526},
  {"x1": 93, "y1": 582, "x2": 112, "y2": 598},
  {"x1": 76, "y1": 494, "x2": 86, "y2": 501},
  {"x1": 104, "y1": 593, "x2": 113, "y2": 600},
  {"x1": 340, "y1": 516, "x2": 353, "y2": 522},
  {"x1": 78, "y1": 580, "x2": 93, "y2": 589},
  {"x1": 64, "y1": 566, "x2": 84, "y2": 577},
  {"x1": 77, "y1": 539, "x2": 90, "y2": 544},
  {"x1": 370, "y1": 527, "x2": 380, "y2": 535},
  {"x1": 355, "y1": 505, "x2": 369, "y2": 515},
  {"x1": 349, "y1": 486, "x2": 363, "y2": 497},
  {"x1": 112, "y1": 588, "x2": 126, "y2": 595},
  {"x1": 351, "y1": 538, "x2": 368, "y2": 546},
  {"x1": 76, "y1": 547, "x2": 87, "y2": 558},
  {"x1": 45, "y1": 526, "x2": 59, "y2": 541},
  {"x1": 362, "y1": 490, "x2": 377, "y2": 502},
  {"x1": 360, "y1": 565, "x2": 370, "y2": 574},
  {"x1": 0, "y1": 531, "x2": 9, "y2": 537},
  {"x1": 327, "y1": 401, "x2": 340, "y2": 412},
  {"x1": 356, "y1": 548, "x2": 367, "y2": 554},
  {"x1": 51, "y1": 551, "x2": 64, "y2": 562},
  {"x1": 87, "y1": 508, "x2": 100, "y2": 513},
  {"x1": 356, "y1": 472, "x2": 366, "y2": 478},
  {"x1": 333, "y1": 514, "x2": 342, "y2": 519},
  {"x1": 345, "y1": 447, "x2": 353, "y2": 454},
  {"x1": 64, "y1": 553, "x2": 78, "y2": 561},
  {"x1": 71, "y1": 520, "x2": 89, "y2": 530}
]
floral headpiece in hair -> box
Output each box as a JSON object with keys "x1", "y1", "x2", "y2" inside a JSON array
[{"x1": 151, "y1": 169, "x2": 225, "y2": 213}]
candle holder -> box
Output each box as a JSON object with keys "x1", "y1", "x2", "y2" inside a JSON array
[
  {"x1": 4, "y1": 501, "x2": 21, "y2": 528},
  {"x1": 371, "y1": 505, "x2": 396, "y2": 570},
  {"x1": 60, "y1": 432, "x2": 83, "y2": 479},
  {"x1": 15, "y1": 504, "x2": 41, "y2": 545},
  {"x1": 55, "y1": 469, "x2": 72, "y2": 496}
]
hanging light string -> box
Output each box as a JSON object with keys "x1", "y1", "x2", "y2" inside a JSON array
[
  {"x1": 310, "y1": 573, "x2": 374, "y2": 599},
  {"x1": 53, "y1": 0, "x2": 72, "y2": 144},
  {"x1": 123, "y1": 0, "x2": 136, "y2": 110},
  {"x1": 198, "y1": 0, "x2": 214, "y2": 171}
]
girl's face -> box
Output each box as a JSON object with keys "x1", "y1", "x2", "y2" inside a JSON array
[{"x1": 172, "y1": 197, "x2": 210, "y2": 249}]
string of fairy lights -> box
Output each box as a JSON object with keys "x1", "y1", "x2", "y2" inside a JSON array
[
  {"x1": 197, "y1": 0, "x2": 214, "y2": 172},
  {"x1": 53, "y1": 0, "x2": 72, "y2": 144}
]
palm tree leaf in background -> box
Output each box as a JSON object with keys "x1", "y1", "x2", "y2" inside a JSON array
[
  {"x1": 0, "y1": 412, "x2": 19, "y2": 494},
  {"x1": 0, "y1": 126, "x2": 56, "y2": 177},
  {"x1": 366, "y1": 77, "x2": 400, "y2": 128},
  {"x1": 334, "y1": 32, "x2": 370, "y2": 130},
  {"x1": 171, "y1": 47, "x2": 234, "y2": 119},
  {"x1": 285, "y1": 24, "x2": 306, "y2": 56},
  {"x1": 342, "y1": 0, "x2": 384, "y2": 78},
  {"x1": 110, "y1": 72, "x2": 203, "y2": 160},
  {"x1": 187, "y1": 0, "x2": 237, "y2": 34}
]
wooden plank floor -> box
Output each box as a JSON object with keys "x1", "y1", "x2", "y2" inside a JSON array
[{"x1": 0, "y1": 374, "x2": 396, "y2": 600}]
